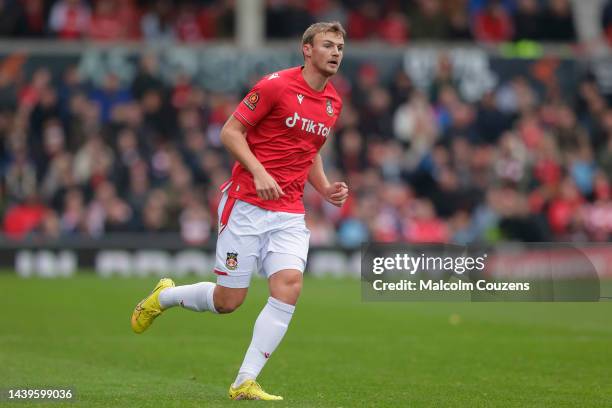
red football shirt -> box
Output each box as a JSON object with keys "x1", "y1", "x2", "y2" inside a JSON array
[{"x1": 226, "y1": 66, "x2": 343, "y2": 213}]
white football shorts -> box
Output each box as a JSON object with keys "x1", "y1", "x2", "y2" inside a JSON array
[{"x1": 213, "y1": 190, "x2": 310, "y2": 288}]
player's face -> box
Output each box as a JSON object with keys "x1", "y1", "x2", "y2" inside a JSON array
[{"x1": 307, "y1": 32, "x2": 344, "y2": 76}]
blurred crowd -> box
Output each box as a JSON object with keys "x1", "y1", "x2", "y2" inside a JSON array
[
  {"x1": 0, "y1": 0, "x2": 578, "y2": 44},
  {"x1": 2, "y1": 49, "x2": 612, "y2": 246},
  {"x1": 325, "y1": 59, "x2": 612, "y2": 246}
]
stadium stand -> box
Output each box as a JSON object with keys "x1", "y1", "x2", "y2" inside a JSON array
[{"x1": 4, "y1": 0, "x2": 612, "y2": 246}]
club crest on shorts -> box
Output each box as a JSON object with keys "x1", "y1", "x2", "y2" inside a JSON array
[
  {"x1": 226, "y1": 252, "x2": 239, "y2": 270},
  {"x1": 326, "y1": 99, "x2": 334, "y2": 116}
]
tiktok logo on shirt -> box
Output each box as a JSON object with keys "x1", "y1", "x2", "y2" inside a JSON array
[{"x1": 285, "y1": 112, "x2": 331, "y2": 137}]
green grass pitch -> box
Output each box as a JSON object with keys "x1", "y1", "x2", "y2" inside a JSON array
[{"x1": 1, "y1": 274, "x2": 611, "y2": 407}]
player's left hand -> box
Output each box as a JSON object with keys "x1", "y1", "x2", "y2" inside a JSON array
[{"x1": 324, "y1": 182, "x2": 349, "y2": 207}]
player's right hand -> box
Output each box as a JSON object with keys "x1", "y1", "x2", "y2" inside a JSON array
[{"x1": 253, "y1": 168, "x2": 285, "y2": 200}]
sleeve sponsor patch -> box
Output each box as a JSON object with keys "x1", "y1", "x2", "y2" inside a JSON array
[{"x1": 243, "y1": 92, "x2": 259, "y2": 111}]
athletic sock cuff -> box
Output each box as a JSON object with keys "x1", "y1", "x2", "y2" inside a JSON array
[
  {"x1": 267, "y1": 296, "x2": 295, "y2": 315},
  {"x1": 205, "y1": 282, "x2": 218, "y2": 314}
]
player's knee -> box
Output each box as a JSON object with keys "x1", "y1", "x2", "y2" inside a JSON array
[
  {"x1": 213, "y1": 287, "x2": 247, "y2": 314},
  {"x1": 216, "y1": 304, "x2": 239, "y2": 314},
  {"x1": 285, "y1": 274, "x2": 302, "y2": 297},
  {"x1": 270, "y1": 271, "x2": 303, "y2": 304},
  {"x1": 215, "y1": 297, "x2": 244, "y2": 314}
]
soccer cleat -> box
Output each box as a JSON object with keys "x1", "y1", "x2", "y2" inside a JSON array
[
  {"x1": 228, "y1": 380, "x2": 283, "y2": 401},
  {"x1": 130, "y1": 278, "x2": 175, "y2": 334}
]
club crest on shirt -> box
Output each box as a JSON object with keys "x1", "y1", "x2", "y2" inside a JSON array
[
  {"x1": 226, "y1": 252, "x2": 238, "y2": 270},
  {"x1": 326, "y1": 99, "x2": 334, "y2": 116},
  {"x1": 243, "y1": 92, "x2": 259, "y2": 111}
]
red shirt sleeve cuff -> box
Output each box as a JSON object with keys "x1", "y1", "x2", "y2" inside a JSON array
[{"x1": 233, "y1": 111, "x2": 255, "y2": 127}]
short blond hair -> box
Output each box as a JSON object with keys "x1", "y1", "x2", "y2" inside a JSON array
[{"x1": 302, "y1": 21, "x2": 346, "y2": 46}]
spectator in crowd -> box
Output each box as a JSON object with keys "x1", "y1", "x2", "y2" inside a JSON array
[
  {"x1": 447, "y1": 6, "x2": 473, "y2": 40},
  {"x1": 378, "y1": 10, "x2": 409, "y2": 44},
  {"x1": 513, "y1": 0, "x2": 541, "y2": 41},
  {"x1": 141, "y1": 0, "x2": 175, "y2": 42},
  {"x1": 334, "y1": 127, "x2": 368, "y2": 175},
  {"x1": 473, "y1": 0, "x2": 514, "y2": 43},
  {"x1": 0, "y1": 0, "x2": 24, "y2": 37},
  {"x1": 17, "y1": 0, "x2": 50, "y2": 37},
  {"x1": 174, "y1": 2, "x2": 202, "y2": 42},
  {"x1": 407, "y1": 0, "x2": 449, "y2": 40},
  {"x1": 211, "y1": 0, "x2": 235, "y2": 38},
  {"x1": 540, "y1": 0, "x2": 576, "y2": 41},
  {"x1": 403, "y1": 198, "x2": 449, "y2": 243},
  {"x1": 59, "y1": 187, "x2": 85, "y2": 235},
  {"x1": 88, "y1": 73, "x2": 132, "y2": 124},
  {"x1": 179, "y1": 190, "x2": 211, "y2": 245},
  {"x1": 139, "y1": 189, "x2": 172, "y2": 232},
  {"x1": 5, "y1": 148, "x2": 36, "y2": 202},
  {"x1": 310, "y1": 0, "x2": 347, "y2": 27},
  {"x1": 361, "y1": 86, "x2": 394, "y2": 140},
  {"x1": 475, "y1": 91, "x2": 512, "y2": 145},
  {"x1": 602, "y1": 0, "x2": 612, "y2": 46},
  {"x1": 346, "y1": 1, "x2": 381, "y2": 41},
  {"x1": 393, "y1": 90, "x2": 438, "y2": 171},
  {"x1": 89, "y1": 0, "x2": 127, "y2": 41},
  {"x1": 266, "y1": 0, "x2": 314, "y2": 38},
  {"x1": 131, "y1": 54, "x2": 164, "y2": 101},
  {"x1": 3, "y1": 193, "x2": 48, "y2": 239},
  {"x1": 48, "y1": 0, "x2": 90, "y2": 40}
]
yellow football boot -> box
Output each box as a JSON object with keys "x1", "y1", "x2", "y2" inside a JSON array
[
  {"x1": 130, "y1": 278, "x2": 175, "y2": 334},
  {"x1": 228, "y1": 380, "x2": 283, "y2": 401}
]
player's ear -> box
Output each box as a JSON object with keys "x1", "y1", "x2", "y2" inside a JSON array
[{"x1": 302, "y1": 43, "x2": 312, "y2": 58}]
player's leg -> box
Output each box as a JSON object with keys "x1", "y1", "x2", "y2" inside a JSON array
[
  {"x1": 157, "y1": 280, "x2": 249, "y2": 314},
  {"x1": 157, "y1": 281, "x2": 219, "y2": 313},
  {"x1": 131, "y1": 277, "x2": 250, "y2": 333},
  {"x1": 130, "y1": 275, "x2": 252, "y2": 333},
  {"x1": 155, "y1": 223, "x2": 259, "y2": 314},
  {"x1": 130, "y1": 194, "x2": 258, "y2": 333},
  {"x1": 229, "y1": 265, "x2": 302, "y2": 401},
  {"x1": 233, "y1": 265, "x2": 302, "y2": 384},
  {"x1": 229, "y1": 216, "x2": 308, "y2": 400}
]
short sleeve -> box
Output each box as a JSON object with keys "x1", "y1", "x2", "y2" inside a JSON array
[{"x1": 233, "y1": 75, "x2": 281, "y2": 127}]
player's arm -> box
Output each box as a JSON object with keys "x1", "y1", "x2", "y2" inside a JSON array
[
  {"x1": 308, "y1": 153, "x2": 348, "y2": 207},
  {"x1": 220, "y1": 116, "x2": 284, "y2": 200}
]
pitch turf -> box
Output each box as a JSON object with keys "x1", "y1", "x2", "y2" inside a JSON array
[{"x1": 1, "y1": 274, "x2": 611, "y2": 407}]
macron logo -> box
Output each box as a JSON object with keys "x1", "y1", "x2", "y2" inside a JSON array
[
  {"x1": 268, "y1": 73, "x2": 279, "y2": 80},
  {"x1": 297, "y1": 94, "x2": 304, "y2": 104}
]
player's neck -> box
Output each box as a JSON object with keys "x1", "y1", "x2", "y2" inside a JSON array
[{"x1": 301, "y1": 64, "x2": 329, "y2": 92}]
